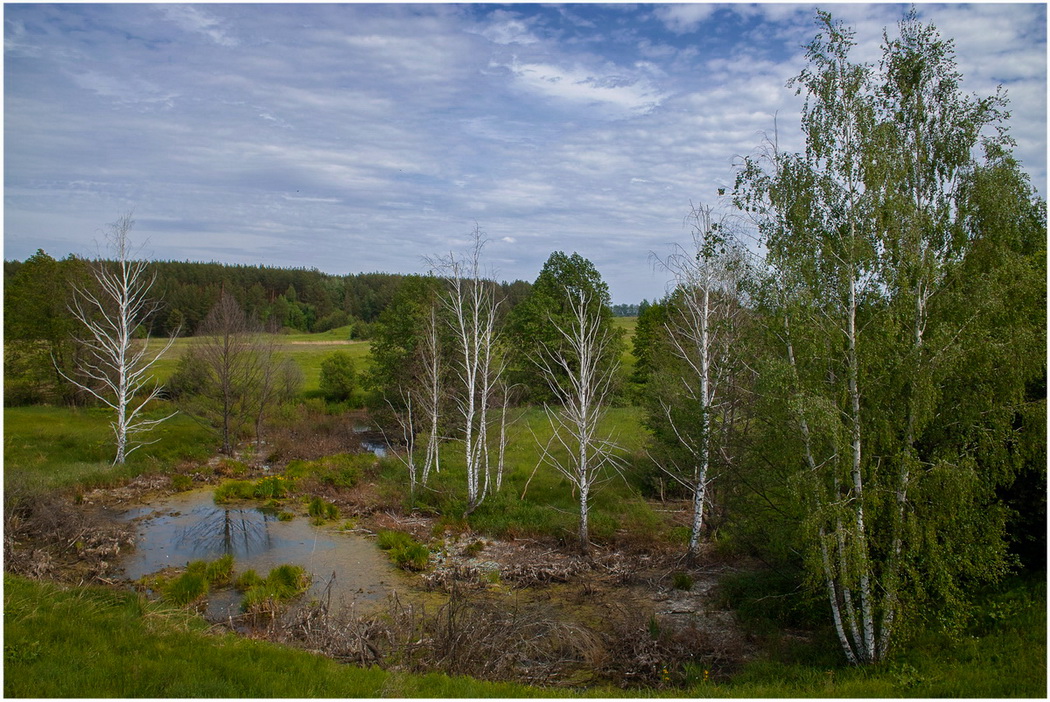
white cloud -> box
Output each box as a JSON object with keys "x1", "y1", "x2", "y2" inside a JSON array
[
  {"x1": 505, "y1": 59, "x2": 669, "y2": 117},
  {"x1": 653, "y1": 4, "x2": 719, "y2": 34},
  {"x1": 159, "y1": 5, "x2": 238, "y2": 47}
]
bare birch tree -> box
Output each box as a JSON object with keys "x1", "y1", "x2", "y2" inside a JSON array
[
  {"x1": 428, "y1": 225, "x2": 509, "y2": 516},
  {"x1": 533, "y1": 288, "x2": 621, "y2": 555},
  {"x1": 652, "y1": 202, "x2": 749, "y2": 563},
  {"x1": 59, "y1": 213, "x2": 178, "y2": 465}
]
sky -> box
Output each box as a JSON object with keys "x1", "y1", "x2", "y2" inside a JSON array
[{"x1": 4, "y1": 3, "x2": 1046, "y2": 304}]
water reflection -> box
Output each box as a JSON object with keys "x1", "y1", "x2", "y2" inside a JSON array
[{"x1": 120, "y1": 490, "x2": 401, "y2": 612}]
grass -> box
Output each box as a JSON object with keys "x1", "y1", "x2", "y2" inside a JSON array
[
  {"x1": 377, "y1": 530, "x2": 431, "y2": 571},
  {"x1": 7, "y1": 571, "x2": 1042, "y2": 697},
  {"x1": 389, "y1": 405, "x2": 665, "y2": 546},
  {"x1": 147, "y1": 329, "x2": 372, "y2": 395},
  {"x1": 3, "y1": 403, "x2": 213, "y2": 495},
  {"x1": 3, "y1": 574, "x2": 558, "y2": 698}
]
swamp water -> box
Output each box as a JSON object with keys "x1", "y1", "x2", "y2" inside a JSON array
[{"x1": 119, "y1": 489, "x2": 402, "y2": 620}]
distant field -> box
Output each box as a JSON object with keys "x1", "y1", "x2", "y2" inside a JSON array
[
  {"x1": 148, "y1": 319, "x2": 635, "y2": 392},
  {"x1": 147, "y1": 325, "x2": 371, "y2": 392}
]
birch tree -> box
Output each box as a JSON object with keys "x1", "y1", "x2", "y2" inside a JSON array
[
  {"x1": 533, "y1": 288, "x2": 621, "y2": 555},
  {"x1": 734, "y1": 9, "x2": 1020, "y2": 664},
  {"x1": 428, "y1": 226, "x2": 509, "y2": 515},
  {"x1": 650, "y1": 203, "x2": 750, "y2": 563},
  {"x1": 59, "y1": 214, "x2": 178, "y2": 465}
]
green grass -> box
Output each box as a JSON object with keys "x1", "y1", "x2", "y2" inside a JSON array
[
  {"x1": 3, "y1": 574, "x2": 558, "y2": 698},
  {"x1": 387, "y1": 405, "x2": 664, "y2": 545},
  {"x1": 7, "y1": 571, "x2": 1042, "y2": 697},
  {"x1": 146, "y1": 328, "x2": 372, "y2": 395},
  {"x1": 3, "y1": 404, "x2": 213, "y2": 495}
]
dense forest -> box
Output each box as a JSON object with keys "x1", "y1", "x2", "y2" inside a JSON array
[
  {"x1": 3, "y1": 256, "x2": 532, "y2": 339},
  {"x1": 3, "y1": 9, "x2": 1046, "y2": 697}
]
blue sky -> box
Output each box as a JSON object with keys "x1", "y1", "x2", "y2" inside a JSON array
[{"x1": 5, "y1": 3, "x2": 1046, "y2": 304}]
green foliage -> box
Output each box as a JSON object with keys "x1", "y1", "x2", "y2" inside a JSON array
[
  {"x1": 253, "y1": 475, "x2": 289, "y2": 499},
  {"x1": 3, "y1": 406, "x2": 212, "y2": 496},
  {"x1": 630, "y1": 299, "x2": 667, "y2": 385},
  {"x1": 3, "y1": 575, "x2": 551, "y2": 697},
  {"x1": 318, "y1": 351, "x2": 357, "y2": 402},
  {"x1": 239, "y1": 564, "x2": 311, "y2": 612},
  {"x1": 307, "y1": 496, "x2": 339, "y2": 523},
  {"x1": 170, "y1": 474, "x2": 193, "y2": 491},
  {"x1": 213, "y1": 480, "x2": 257, "y2": 504},
  {"x1": 234, "y1": 569, "x2": 265, "y2": 592},
  {"x1": 3, "y1": 250, "x2": 89, "y2": 405},
  {"x1": 376, "y1": 529, "x2": 415, "y2": 551},
  {"x1": 504, "y1": 251, "x2": 623, "y2": 403}
]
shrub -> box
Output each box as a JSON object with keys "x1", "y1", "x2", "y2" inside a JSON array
[{"x1": 318, "y1": 351, "x2": 357, "y2": 401}]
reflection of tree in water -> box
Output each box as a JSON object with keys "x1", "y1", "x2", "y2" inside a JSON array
[{"x1": 174, "y1": 506, "x2": 275, "y2": 558}]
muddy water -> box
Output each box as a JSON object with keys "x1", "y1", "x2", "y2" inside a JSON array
[{"x1": 119, "y1": 489, "x2": 402, "y2": 618}]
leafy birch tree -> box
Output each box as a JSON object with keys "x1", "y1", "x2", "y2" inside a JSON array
[
  {"x1": 734, "y1": 10, "x2": 1026, "y2": 664},
  {"x1": 649, "y1": 203, "x2": 751, "y2": 564},
  {"x1": 59, "y1": 214, "x2": 178, "y2": 465}
]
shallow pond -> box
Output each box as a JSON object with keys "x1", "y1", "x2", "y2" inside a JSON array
[{"x1": 119, "y1": 489, "x2": 402, "y2": 618}]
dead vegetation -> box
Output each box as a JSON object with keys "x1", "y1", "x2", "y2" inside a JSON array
[{"x1": 4, "y1": 486, "x2": 135, "y2": 585}]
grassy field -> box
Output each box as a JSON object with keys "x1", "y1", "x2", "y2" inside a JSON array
[
  {"x1": 375, "y1": 405, "x2": 670, "y2": 545},
  {"x1": 145, "y1": 324, "x2": 372, "y2": 393},
  {"x1": 5, "y1": 572, "x2": 1043, "y2": 698},
  {"x1": 2, "y1": 574, "x2": 567, "y2": 698},
  {"x1": 3, "y1": 404, "x2": 214, "y2": 494}
]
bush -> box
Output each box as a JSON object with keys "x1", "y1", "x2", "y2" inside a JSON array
[{"x1": 318, "y1": 351, "x2": 357, "y2": 402}]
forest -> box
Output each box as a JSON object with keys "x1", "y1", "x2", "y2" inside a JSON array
[{"x1": 4, "y1": 10, "x2": 1046, "y2": 698}]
